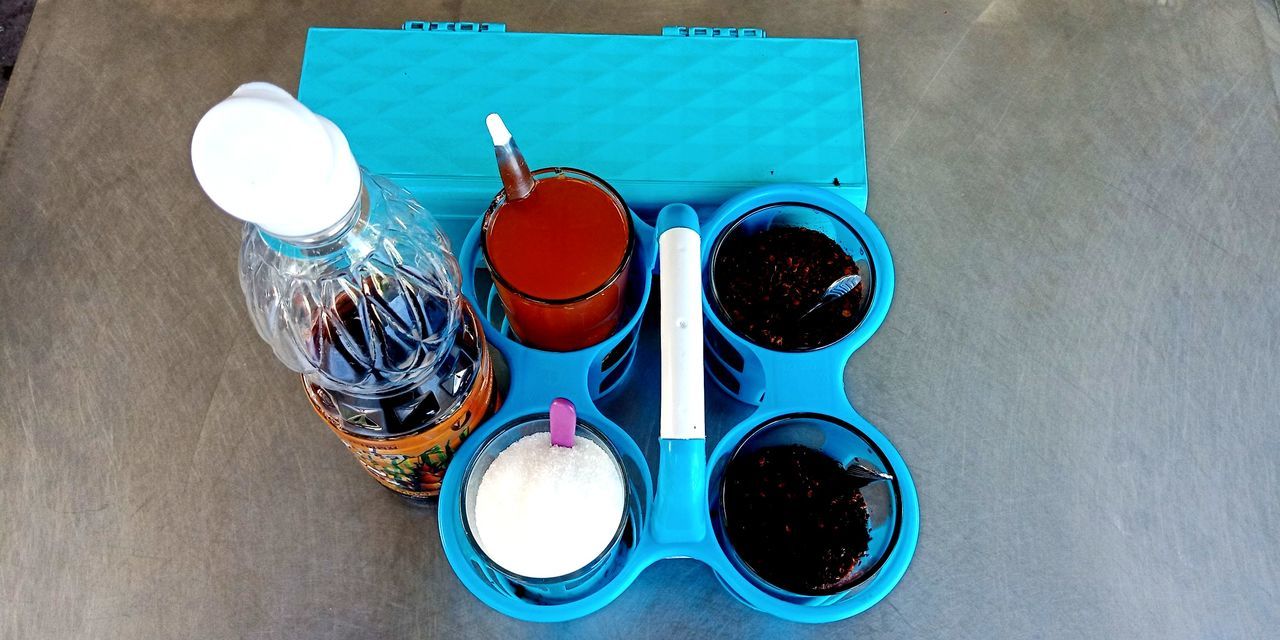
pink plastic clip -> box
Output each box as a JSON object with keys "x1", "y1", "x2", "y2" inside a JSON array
[{"x1": 549, "y1": 397, "x2": 576, "y2": 448}]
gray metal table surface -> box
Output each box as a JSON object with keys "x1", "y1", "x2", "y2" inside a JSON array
[{"x1": 2, "y1": 1, "x2": 1279, "y2": 638}]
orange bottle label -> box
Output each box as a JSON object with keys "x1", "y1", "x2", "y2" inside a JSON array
[{"x1": 307, "y1": 303, "x2": 500, "y2": 499}]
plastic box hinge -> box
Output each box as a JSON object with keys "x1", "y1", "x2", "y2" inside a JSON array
[
  {"x1": 403, "y1": 21, "x2": 506, "y2": 33},
  {"x1": 661, "y1": 26, "x2": 766, "y2": 38}
]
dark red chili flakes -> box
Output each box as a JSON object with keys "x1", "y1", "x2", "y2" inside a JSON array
[
  {"x1": 713, "y1": 225, "x2": 863, "y2": 350},
  {"x1": 722, "y1": 445, "x2": 872, "y2": 595}
]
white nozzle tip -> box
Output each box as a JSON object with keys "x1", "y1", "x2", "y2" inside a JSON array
[{"x1": 486, "y1": 113, "x2": 512, "y2": 146}]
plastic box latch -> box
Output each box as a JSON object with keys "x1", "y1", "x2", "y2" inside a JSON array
[
  {"x1": 661, "y1": 26, "x2": 767, "y2": 38},
  {"x1": 403, "y1": 21, "x2": 507, "y2": 33}
]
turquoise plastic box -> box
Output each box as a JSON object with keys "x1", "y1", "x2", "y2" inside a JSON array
[
  {"x1": 298, "y1": 22, "x2": 917, "y2": 623},
  {"x1": 299, "y1": 22, "x2": 868, "y2": 238}
]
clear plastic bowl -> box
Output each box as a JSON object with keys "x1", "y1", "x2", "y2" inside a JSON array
[
  {"x1": 706, "y1": 203, "x2": 875, "y2": 352},
  {"x1": 709, "y1": 413, "x2": 902, "y2": 603},
  {"x1": 457, "y1": 414, "x2": 641, "y2": 604}
]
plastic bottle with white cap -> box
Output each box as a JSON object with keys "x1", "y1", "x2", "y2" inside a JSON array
[{"x1": 191, "y1": 82, "x2": 498, "y2": 500}]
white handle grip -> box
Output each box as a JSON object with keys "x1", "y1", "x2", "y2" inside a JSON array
[{"x1": 659, "y1": 222, "x2": 704, "y2": 440}]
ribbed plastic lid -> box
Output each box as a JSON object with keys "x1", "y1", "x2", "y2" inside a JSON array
[{"x1": 298, "y1": 27, "x2": 868, "y2": 232}]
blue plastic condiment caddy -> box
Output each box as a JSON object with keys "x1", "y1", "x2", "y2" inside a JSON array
[{"x1": 298, "y1": 22, "x2": 919, "y2": 623}]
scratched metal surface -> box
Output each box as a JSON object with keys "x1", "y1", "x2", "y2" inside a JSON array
[{"x1": 2, "y1": 1, "x2": 1279, "y2": 638}]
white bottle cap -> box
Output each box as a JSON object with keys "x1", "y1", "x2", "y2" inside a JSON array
[{"x1": 191, "y1": 82, "x2": 361, "y2": 240}]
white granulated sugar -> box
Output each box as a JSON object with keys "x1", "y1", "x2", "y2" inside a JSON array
[{"x1": 474, "y1": 432, "x2": 625, "y2": 578}]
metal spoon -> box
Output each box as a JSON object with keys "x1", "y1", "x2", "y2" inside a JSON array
[
  {"x1": 846, "y1": 458, "x2": 894, "y2": 482},
  {"x1": 798, "y1": 274, "x2": 862, "y2": 320}
]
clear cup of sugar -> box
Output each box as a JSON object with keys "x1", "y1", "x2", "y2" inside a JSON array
[{"x1": 458, "y1": 410, "x2": 638, "y2": 603}]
